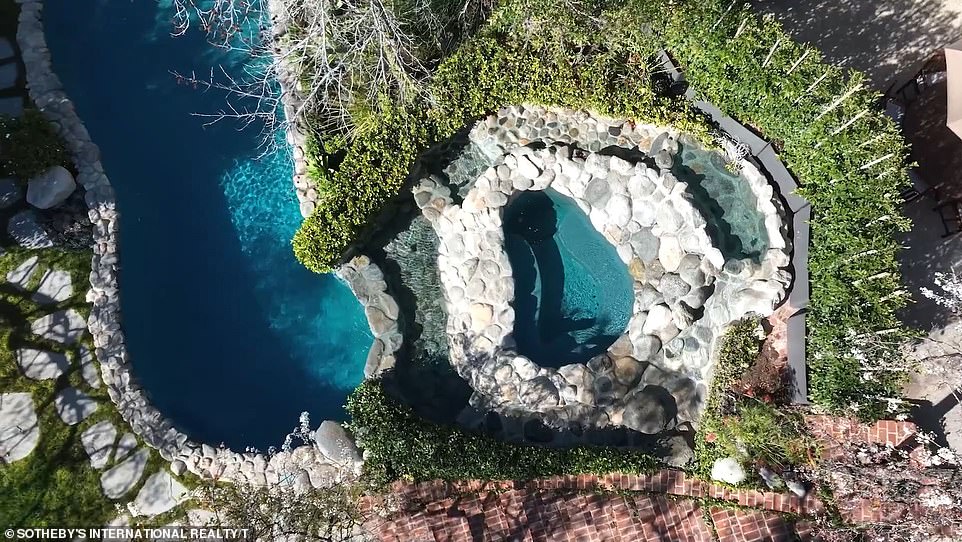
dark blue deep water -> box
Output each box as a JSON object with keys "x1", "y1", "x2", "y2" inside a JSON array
[
  {"x1": 44, "y1": 1, "x2": 371, "y2": 450},
  {"x1": 504, "y1": 189, "x2": 633, "y2": 368}
]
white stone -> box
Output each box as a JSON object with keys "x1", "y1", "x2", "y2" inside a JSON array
[
  {"x1": 0, "y1": 392, "x2": 39, "y2": 463},
  {"x1": 15, "y1": 348, "x2": 69, "y2": 380},
  {"x1": 81, "y1": 420, "x2": 117, "y2": 469},
  {"x1": 54, "y1": 387, "x2": 98, "y2": 425},
  {"x1": 132, "y1": 471, "x2": 187, "y2": 517},
  {"x1": 80, "y1": 346, "x2": 101, "y2": 388},
  {"x1": 711, "y1": 457, "x2": 747, "y2": 485},
  {"x1": 101, "y1": 449, "x2": 150, "y2": 499},
  {"x1": 115, "y1": 433, "x2": 138, "y2": 460},
  {"x1": 32, "y1": 269, "x2": 73, "y2": 304},
  {"x1": 657, "y1": 237, "x2": 684, "y2": 272},
  {"x1": 31, "y1": 309, "x2": 86, "y2": 344},
  {"x1": 26, "y1": 166, "x2": 77, "y2": 209},
  {"x1": 5, "y1": 256, "x2": 38, "y2": 289}
]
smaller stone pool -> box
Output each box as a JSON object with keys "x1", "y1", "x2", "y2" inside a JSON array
[{"x1": 504, "y1": 188, "x2": 634, "y2": 367}]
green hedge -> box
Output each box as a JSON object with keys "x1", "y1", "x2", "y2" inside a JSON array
[
  {"x1": 297, "y1": 0, "x2": 913, "y2": 417},
  {"x1": 345, "y1": 379, "x2": 658, "y2": 485},
  {"x1": 0, "y1": 108, "x2": 69, "y2": 179}
]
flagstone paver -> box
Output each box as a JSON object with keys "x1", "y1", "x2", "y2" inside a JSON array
[
  {"x1": 81, "y1": 420, "x2": 117, "y2": 470},
  {"x1": 114, "y1": 432, "x2": 137, "y2": 461},
  {"x1": 53, "y1": 386, "x2": 98, "y2": 425},
  {"x1": 79, "y1": 346, "x2": 101, "y2": 388},
  {"x1": 15, "y1": 348, "x2": 69, "y2": 380},
  {"x1": 5, "y1": 255, "x2": 38, "y2": 289},
  {"x1": 30, "y1": 308, "x2": 86, "y2": 344},
  {"x1": 132, "y1": 471, "x2": 187, "y2": 517},
  {"x1": 0, "y1": 392, "x2": 39, "y2": 463},
  {"x1": 101, "y1": 448, "x2": 150, "y2": 499},
  {"x1": 31, "y1": 269, "x2": 73, "y2": 304},
  {"x1": 0, "y1": 38, "x2": 14, "y2": 61}
]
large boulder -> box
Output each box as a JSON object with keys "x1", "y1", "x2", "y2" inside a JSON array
[
  {"x1": 7, "y1": 210, "x2": 53, "y2": 248},
  {"x1": 313, "y1": 421, "x2": 361, "y2": 465},
  {"x1": 621, "y1": 387, "x2": 671, "y2": 434},
  {"x1": 26, "y1": 166, "x2": 76, "y2": 209}
]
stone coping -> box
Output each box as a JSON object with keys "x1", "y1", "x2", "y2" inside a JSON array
[
  {"x1": 18, "y1": 0, "x2": 368, "y2": 490},
  {"x1": 266, "y1": 0, "x2": 318, "y2": 218},
  {"x1": 414, "y1": 105, "x2": 792, "y2": 436}
]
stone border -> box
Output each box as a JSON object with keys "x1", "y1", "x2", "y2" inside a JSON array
[
  {"x1": 266, "y1": 0, "x2": 318, "y2": 218},
  {"x1": 16, "y1": 0, "x2": 367, "y2": 490},
  {"x1": 414, "y1": 105, "x2": 792, "y2": 435},
  {"x1": 336, "y1": 255, "x2": 403, "y2": 378}
]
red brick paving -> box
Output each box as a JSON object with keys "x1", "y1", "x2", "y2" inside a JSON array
[{"x1": 362, "y1": 416, "x2": 917, "y2": 540}]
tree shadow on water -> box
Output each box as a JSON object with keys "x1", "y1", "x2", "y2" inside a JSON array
[{"x1": 504, "y1": 191, "x2": 621, "y2": 368}]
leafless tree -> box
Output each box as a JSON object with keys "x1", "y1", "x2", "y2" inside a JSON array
[{"x1": 168, "y1": 0, "x2": 486, "y2": 146}]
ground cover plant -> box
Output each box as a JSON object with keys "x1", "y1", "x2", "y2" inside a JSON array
[
  {"x1": 346, "y1": 379, "x2": 659, "y2": 485},
  {"x1": 292, "y1": 0, "x2": 914, "y2": 420}
]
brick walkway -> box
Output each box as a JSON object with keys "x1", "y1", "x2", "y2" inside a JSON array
[
  {"x1": 362, "y1": 470, "x2": 821, "y2": 541},
  {"x1": 361, "y1": 417, "x2": 918, "y2": 540}
]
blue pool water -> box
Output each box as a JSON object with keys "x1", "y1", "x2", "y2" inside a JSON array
[
  {"x1": 504, "y1": 189, "x2": 633, "y2": 368},
  {"x1": 45, "y1": 0, "x2": 372, "y2": 450}
]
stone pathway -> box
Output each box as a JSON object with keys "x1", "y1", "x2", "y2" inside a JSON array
[
  {"x1": 53, "y1": 386, "x2": 97, "y2": 425},
  {"x1": 132, "y1": 471, "x2": 187, "y2": 517},
  {"x1": 0, "y1": 392, "x2": 39, "y2": 463},
  {"x1": 30, "y1": 308, "x2": 86, "y2": 344},
  {"x1": 15, "y1": 347, "x2": 68, "y2": 380},
  {"x1": 81, "y1": 420, "x2": 117, "y2": 470},
  {"x1": 101, "y1": 448, "x2": 150, "y2": 500},
  {"x1": 32, "y1": 268, "x2": 73, "y2": 304},
  {"x1": 6, "y1": 254, "x2": 38, "y2": 289}
]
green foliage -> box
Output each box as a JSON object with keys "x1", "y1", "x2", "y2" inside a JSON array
[
  {"x1": 346, "y1": 379, "x2": 658, "y2": 485},
  {"x1": 0, "y1": 108, "x2": 70, "y2": 179},
  {"x1": 695, "y1": 321, "x2": 815, "y2": 478},
  {"x1": 701, "y1": 400, "x2": 814, "y2": 470}
]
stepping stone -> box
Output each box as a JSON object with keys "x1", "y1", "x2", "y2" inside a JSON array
[
  {"x1": 80, "y1": 346, "x2": 101, "y2": 389},
  {"x1": 8, "y1": 210, "x2": 53, "y2": 249},
  {"x1": 81, "y1": 420, "x2": 117, "y2": 469},
  {"x1": 0, "y1": 177, "x2": 22, "y2": 209},
  {"x1": 30, "y1": 309, "x2": 86, "y2": 344},
  {"x1": 132, "y1": 471, "x2": 187, "y2": 517},
  {"x1": 15, "y1": 348, "x2": 69, "y2": 380},
  {"x1": 0, "y1": 97, "x2": 23, "y2": 118},
  {"x1": 0, "y1": 39, "x2": 13, "y2": 60},
  {"x1": 101, "y1": 448, "x2": 149, "y2": 499},
  {"x1": 6, "y1": 255, "x2": 39, "y2": 289},
  {"x1": 32, "y1": 269, "x2": 73, "y2": 304},
  {"x1": 0, "y1": 392, "x2": 39, "y2": 463},
  {"x1": 0, "y1": 63, "x2": 16, "y2": 89},
  {"x1": 53, "y1": 387, "x2": 98, "y2": 425},
  {"x1": 114, "y1": 432, "x2": 137, "y2": 461}
]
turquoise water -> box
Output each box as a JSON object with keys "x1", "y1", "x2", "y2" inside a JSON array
[
  {"x1": 676, "y1": 144, "x2": 769, "y2": 260},
  {"x1": 504, "y1": 189, "x2": 633, "y2": 367},
  {"x1": 45, "y1": 0, "x2": 371, "y2": 450}
]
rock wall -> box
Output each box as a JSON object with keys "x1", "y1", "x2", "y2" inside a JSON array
[
  {"x1": 414, "y1": 105, "x2": 792, "y2": 435},
  {"x1": 17, "y1": 0, "x2": 362, "y2": 491},
  {"x1": 266, "y1": 0, "x2": 318, "y2": 218}
]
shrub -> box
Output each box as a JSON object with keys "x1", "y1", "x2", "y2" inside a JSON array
[
  {"x1": 345, "y1": 379, "x2": 658, "y2": 485},
  {"x1": 0, "y1": 108, "x2": 69, "y2": 179},
  {"x1": 702, "y1": 400, "x2": 815, "y2": 470}
]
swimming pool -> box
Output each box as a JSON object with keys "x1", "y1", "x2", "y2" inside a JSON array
[
  {"x1": 504, "y1": 188, "x2": 633, "y2": 367},
  {"x1": 44, "y1": 0, "x2": 371, "y2": 450}
]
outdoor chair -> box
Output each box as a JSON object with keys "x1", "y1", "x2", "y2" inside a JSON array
[{"x1": 934, "y1": 197, "x2": 962, "y2": 237}]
